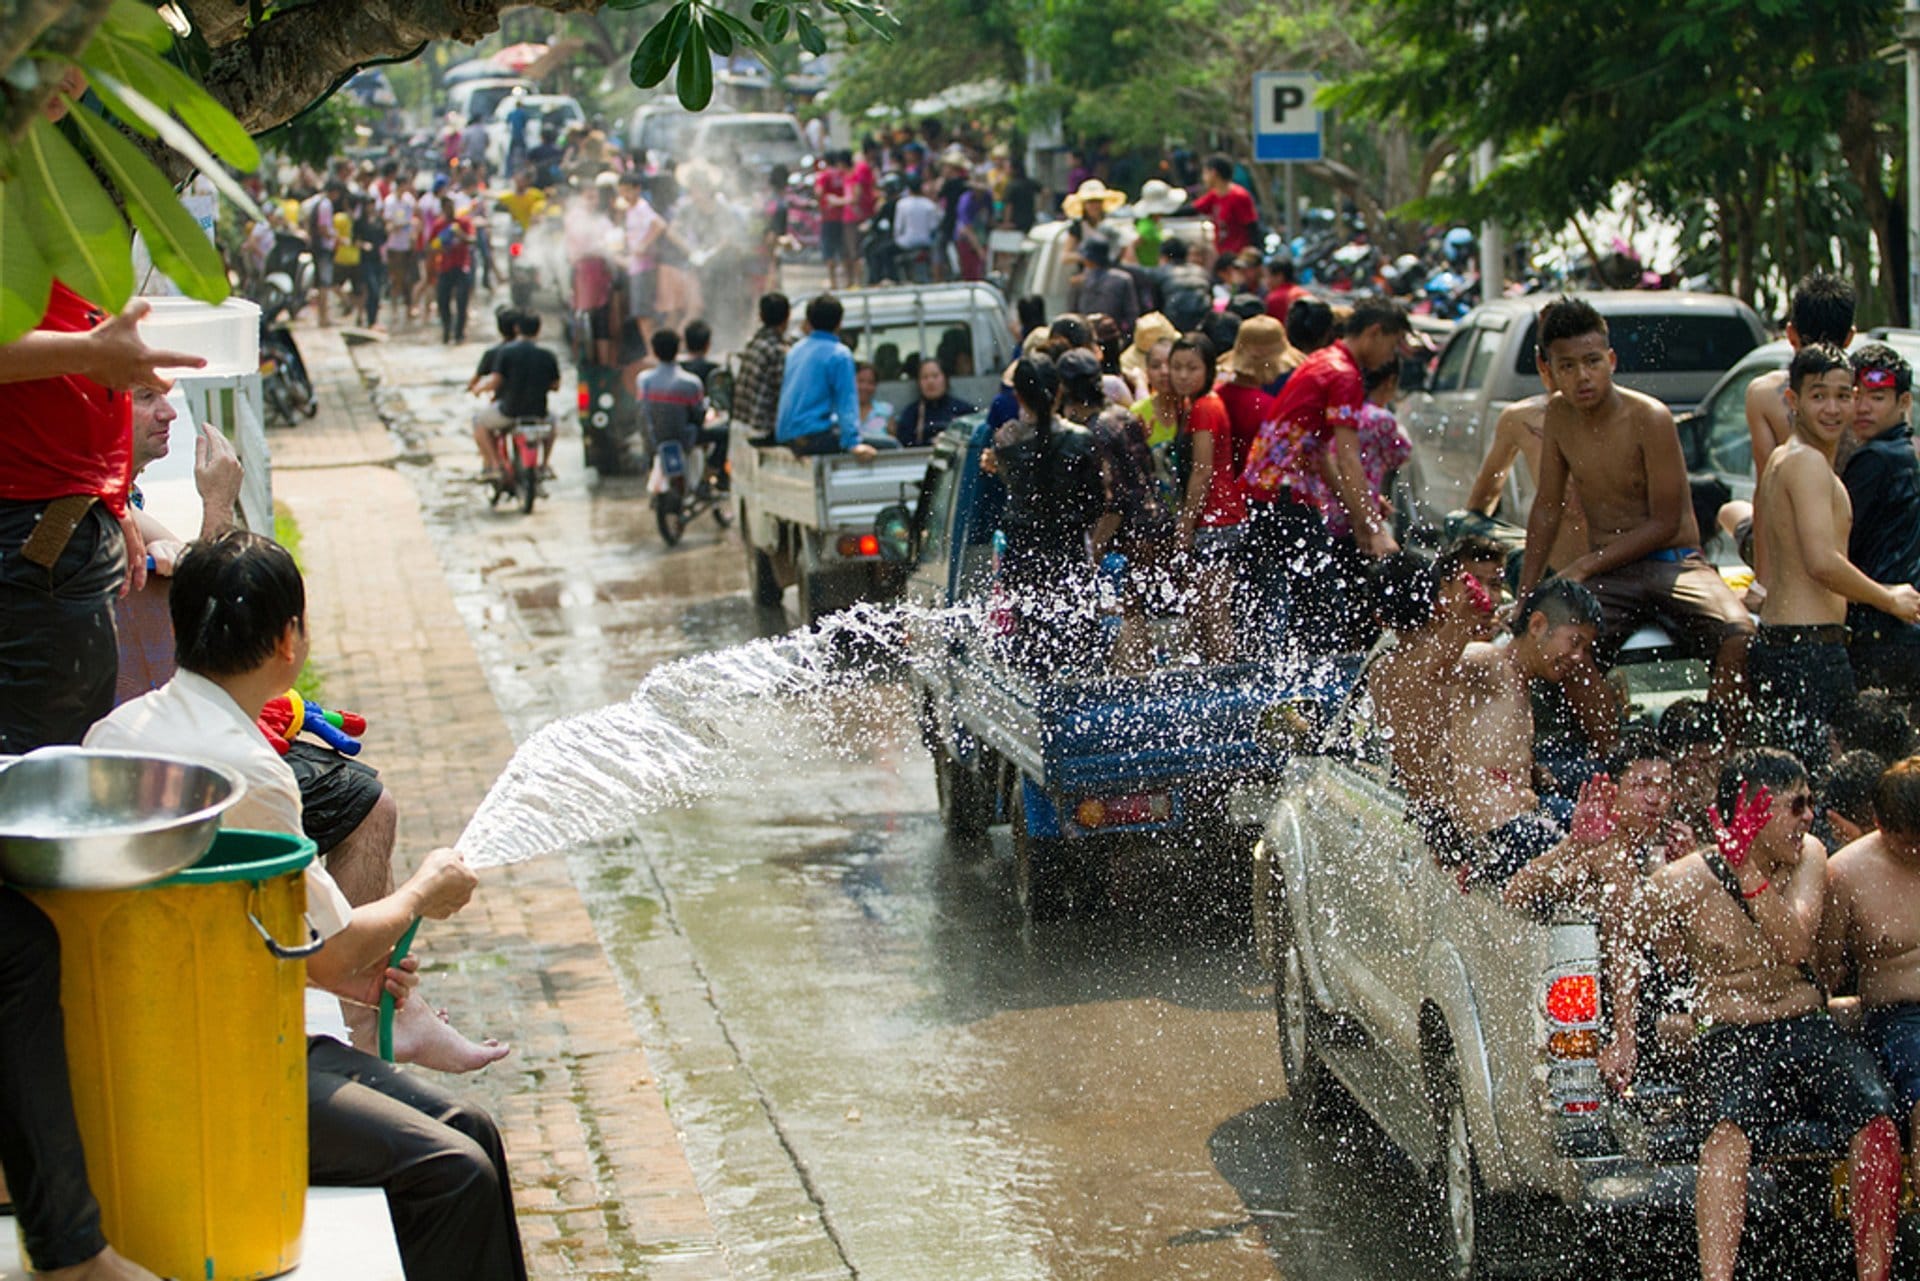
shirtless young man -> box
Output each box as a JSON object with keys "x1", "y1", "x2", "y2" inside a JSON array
[
  {"x1": 1436, "y1": 578, "x2": 1601, "y2": 886},
  {"x1": 1642, "y1": 750, "x2": 1900, "y2": 1281},
  {"x1": 1466, "y1": 375, "x2": 1590, "y2": 573},
  {"x1": 1520, "y1": 298, "x2": 1754, "y2": 714},
  {"x1": 1372, "y1": 536, "x2": 1505, "y2": 806},
  {"x1": 1822, "y1": 759, "x2": 1920, "y2": 1181},
  {"x1": 1748, "y1": 344, "x2": 1920, "y2": 771}
]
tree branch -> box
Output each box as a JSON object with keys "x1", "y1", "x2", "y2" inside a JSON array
[
  {"x1": 2, "y1": 0, "x2": 113, "y2": 145},
  {"x1": 198, "y1": 0, "x2": 603, "y2": 134}
]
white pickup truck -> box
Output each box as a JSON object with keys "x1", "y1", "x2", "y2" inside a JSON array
[{"x1": 1255, "y1": 645, "x2": 1870, "y2": 1278}]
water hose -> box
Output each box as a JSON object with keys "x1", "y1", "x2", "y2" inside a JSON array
[{"x1": 377, "y1": 916, "x2": 422, "y2": 1062}]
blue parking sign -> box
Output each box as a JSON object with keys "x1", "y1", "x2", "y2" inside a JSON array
[{"x1": 1253, "y1": 72, "x2": 1322, "y2": 164}]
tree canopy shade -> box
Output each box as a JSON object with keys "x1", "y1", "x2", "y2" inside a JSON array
[
  {"x1": 0, "y1": 0, "x2": 896, "y2": 344},
  {"x1": 1332, "y1": 0, "x2": 1905, "y2": 316}
]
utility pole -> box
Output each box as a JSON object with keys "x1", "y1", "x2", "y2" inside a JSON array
[
  {"x1": 1904, "y1": 1, "x2": 1920, "y2": 325},
  {"x1": 1474, "y1": 141, "x2": 1505, "y2": 296}
]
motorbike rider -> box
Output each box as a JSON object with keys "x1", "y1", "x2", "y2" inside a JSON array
[
  {"x1": 472, "y1": 310, "x2": 560, "y2": 481},
  {"x1": 638, "y1": 328, "x2": 728, "y2": 495}
]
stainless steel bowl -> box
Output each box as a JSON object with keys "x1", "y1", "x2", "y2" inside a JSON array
[{"x1": 0, "y1": 750, "x2": 246, "y2": 890}]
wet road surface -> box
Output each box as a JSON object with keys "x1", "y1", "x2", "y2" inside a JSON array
[{"x1": 354, "y1": 319, "x2": 1762, "y2": 1280}]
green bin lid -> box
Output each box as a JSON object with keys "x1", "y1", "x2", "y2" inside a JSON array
[{"x1": 160, "y1": 828, "x2": 315, "y2": 885}]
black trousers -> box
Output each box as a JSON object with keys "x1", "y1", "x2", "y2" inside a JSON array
[
  {"x1": 307, "y1": 1037, "x2": 527, "y2": 1281},
  {"x1": 0, "y1": 500, "x2": 123, "y2": 753},
  {"x1": 436, "y1": 267, "x2": 472, "y2": 343},
  {"x1": 0, "y1": 889, "x2": 107, "y2": 1270}
]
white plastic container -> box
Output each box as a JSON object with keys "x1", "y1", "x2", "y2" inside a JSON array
[{"x1": 134, "y1": 296, "x2": 260, "y2": 378}]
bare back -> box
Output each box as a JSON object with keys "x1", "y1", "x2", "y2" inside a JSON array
[
  {"x1": 1374, "y1": 632, "x2": 1461, "y2": 804},
  {"x1": 1474, "y1": 395, "x2": 1589, "y2": 569},
  {"x1": 1823, "y1": 834, "x2": 1920, "y2": 1008},
  {"x1": 1545, "y1": 386, "x2": 1702, "y2": 554},
  {"x1": 1754, "y1": 438, "x2": 1852, "y2": 627}
]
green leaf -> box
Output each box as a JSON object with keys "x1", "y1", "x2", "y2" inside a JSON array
[
  {"x1": 767, "y1": 7, "x2": 791, "y2": 41},
  {"x1": 630, "y1": 3, "x2": 689, "y2": 88},
  {"x1": 795, "y1": 12, "x2": 827, "y2": 55},
  {"x1": 676, "y1": 25, "x2": 713, "y2": 109},
  {"x1": 106, "y1": 0, "x2": 173, "y2": 51},
  {"x1": 86, "y1": 33, "x2": 260, "y2": 170},
  {"x1": 0, "y1": 179, "x2": 55, "y2": 344},
  {"x1": 603, "y1": 0, "x2": 659, "y2": 8},
  {"x1": 65, "y1": 101, "x2": 229, "y2": 302},
  {"x1": 18, "y1": 119, "x2": 133, "y2": 311},
  {"x1": 702, "y1": 12, "x2": 734, "y2": 56},
  {"x1": 89, "y1": 71, "x2": 262, "y2": 221}
]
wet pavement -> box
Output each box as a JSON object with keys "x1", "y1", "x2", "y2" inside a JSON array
[{"x1": 347, "y1": 304, "x2": 1682, "y2": 1280}]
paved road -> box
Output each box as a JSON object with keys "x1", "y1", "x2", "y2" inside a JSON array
[{"x1": 353, "y1": 314, "x2": 1515, "y2": 1281}]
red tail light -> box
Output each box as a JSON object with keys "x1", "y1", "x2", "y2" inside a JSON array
[
  {"x1": 859, "y1": 534, "x2": 879, "y2": 557},
  {"x1": 1545, "y1": 974, "x2": 1598, "y2": 1026},
  {"x1": 1074, "y1": 792, "x2": 1172, "y2": 829},
  {"x1": 510, "y1": 242, "x2": 524, "y2": 258},
  {"x1": 836, "y1": 534, "x2": 884, "y2": 558},
  {"x1": 577, "y1": 383, "x2": 590, "y2": 413}
]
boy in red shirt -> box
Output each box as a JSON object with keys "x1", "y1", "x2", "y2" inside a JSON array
[{"x1": 1192, "y1": 154, "x2": 1258, "y2": 259}]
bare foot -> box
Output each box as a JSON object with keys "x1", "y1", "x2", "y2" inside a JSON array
[
  {"x1": 389, "y1": 996, "x2": 509, "y2": 1073},
  {"x1": 34, "y1": 1244, "x2": 164, "y2": 1280}
]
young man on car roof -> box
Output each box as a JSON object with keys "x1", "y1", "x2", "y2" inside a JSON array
[
  {"x1": 1841, "y1": 344, "x2": 1920, "y2": 704},
  {"x1": 1519, "y1": 297, "x2": 1754, "y2": 721}
]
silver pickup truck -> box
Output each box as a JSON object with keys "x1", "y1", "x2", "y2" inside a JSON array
[{"x1": 1253, "y1": 651, "x2": 1866, "y2": 1278}]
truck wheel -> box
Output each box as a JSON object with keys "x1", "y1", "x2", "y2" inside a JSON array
[
  {"x1": 748, "y1": 540, "x2": 784, "y2": 607},
  {"x1": 1429, "y1": 1062, "x2": 1508, "y2": 1281},
  {"x1": 1012, "y1": 786, "x2": 1091, "y2": 922},
  {"x1": 1275, "y1": 895, "x2": 1337, "y2": 1120},
  {"x1": 934, "y1": 747, "x2": 992, "y2": 840},
  {"x1": 799, "y1": 563, "x2": 849, "y2": 626}
]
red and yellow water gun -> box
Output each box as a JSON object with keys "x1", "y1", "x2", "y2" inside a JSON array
[{"x1": 257, "y1": 690, "x2": 367, "y2": 756}]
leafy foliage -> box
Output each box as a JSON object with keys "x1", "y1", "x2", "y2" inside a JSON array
[{"x1": 623, "y1": 0, "x2": 900, "y2": 109}]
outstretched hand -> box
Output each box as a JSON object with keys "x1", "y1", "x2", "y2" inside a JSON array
[
  {"x1": 1708, "y1": 783, "x2": 1773, "y2": 870},
  {"x1": 1569, "y1": 774, "x2": 1617, "y2": 846},
  {"x1": 1457, "y1": 568, "x2": 1496, "y2": 616}
]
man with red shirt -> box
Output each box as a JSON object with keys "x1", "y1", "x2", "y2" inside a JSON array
[
  {"x1": 849, "y1": 139, "x2": 880, "y2": 284},
  {"x1": 815, "y1": 150, "x2": 854, "y2": 290},
  {"x1": 1192, "y1": 154, "x2": 1259, "y2": 260},
  {"x1": 1242, "y1": 295, "x2": 1410, "y2": 650},
  {"x1": 0, "y1": 285, "x2": 203, "y2": 754}
]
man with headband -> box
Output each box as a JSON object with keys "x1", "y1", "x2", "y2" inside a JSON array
[{"x1": 1842, "y1": 344, "x2": 1920, "y2": 705}]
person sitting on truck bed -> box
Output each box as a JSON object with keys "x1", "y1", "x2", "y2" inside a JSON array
[
  {"x1": 1434, "y1": 578, "x2": 1602, "y2": 887},
  {"x1": 735, "y1": 292, "x2": 793, "y2": 442},
  {"x1": 1642, "y1": 749, "x2": 1901, "y2": 1281},
  {"x1": 1372, "y1": 537, "x2": 1505, "y2": 809},
  {"x1": 1504, "y1": 729, "x2": 1695, "y2": 1090},
  {"x1": 774, "y1": 293, "x2": 877, "y2": 461},
  {"x1": 1821, "y1": 756, "x2": 1920, "y2": 1197},
  {"x1": 893, "y1": 358, "x2": 975, "y2": 448},
  {"x1": 1518, "y1": 297, "x2": 1754, "y2": 723}
]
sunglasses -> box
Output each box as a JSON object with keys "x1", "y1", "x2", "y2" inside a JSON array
[{"x1": 1782, "y1": 794, "x2": 1815, "y2": 817}]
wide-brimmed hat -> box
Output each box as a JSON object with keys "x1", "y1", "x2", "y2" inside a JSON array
[
  {"x1": 1061, "y1": 178, "x2": 1127, "y2": 219},
  {"x1": 1132, "y1": 178, "x2": 1187, "y2": 216},
  {"x1": 1226, "y1": 315, "x2": 1295, "y2": 383},
  {"x1": 940, "y1": 143, "x2": 971, "y2": 169},
  {"x1": 1128, "y1": 311, "x2": 1178, "y2": 355}
]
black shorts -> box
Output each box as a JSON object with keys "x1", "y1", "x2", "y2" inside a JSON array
[
  {"x1": 820, "y1": 221, "x2": 848, "y2": 260},
  {"x1": 1693, "y1": 1011, "x2": 1894, "y2": 1150},
  {"x1": 1468, "y1": 808, "x2": 1564, "y2": 889},
  {"x1": 1748, "y1": 629, "x2": 1855, "y2": 776},
  {"x1": 1863, "y1": 1002, "x2": 1920, "y2": 1116},
  {"x1": 284, "y1": 741, "x2": 382, "y2": 855}
]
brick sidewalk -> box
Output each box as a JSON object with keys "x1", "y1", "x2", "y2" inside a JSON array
[{"x1": 272, "y1": 325, "x2": 732, "y2": 1280}]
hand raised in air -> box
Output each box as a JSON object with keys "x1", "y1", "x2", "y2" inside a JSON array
[
  {"x1": 1708, "y1": 783, "x2": 1773, "y2": 870},
  {"x1": 1569, "y1": 773, "x2": 1617, "y2": 846}
]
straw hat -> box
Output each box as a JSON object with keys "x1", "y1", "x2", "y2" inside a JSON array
[
  {"x1": 1061, "y1": 178, "x2": 1127, "y2": 219},
  {"x1": 1226, "y1": 315, "x2": 1295, "y2": 384},
  {"x1": 1132, "y1": 178, "x2": 1187, "y2": 216},
  {"x1": 1128, "y1": 311, "x2": 1178, "y2": 357}
]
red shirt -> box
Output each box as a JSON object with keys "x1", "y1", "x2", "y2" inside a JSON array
[
  {"x1": 430, "y1": 216, "x2": 473, "y2": 272},
  {"x1": 0, "y1": 282, "x2": 131, "y2": 517},
  {"x1": 1194, "y1": 183, "x2": 1258, "y2": 256},
  {"x1": 1214, "y1": 381, "x2": 1276, "y2": 476},
  {"x1": 815, "y1": 169, "x2": 849, "y2": 223},
  {"x1": 849, "y1": 159, "x2": 877, "y2": 221},
  {"x1": 1265, "y1": 283, "x2": 1307, "y2": 322},
  {"x1": 1242, "y1": 340, "x2": 1363, "y2": 499},
  {"x1": 1184, "y1": 392, "x2": 1245, "y2": 527}
]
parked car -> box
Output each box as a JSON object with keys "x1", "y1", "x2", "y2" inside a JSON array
[
  {"x1": 485, "y1": 92, "x2": 583, "y2": 175},
  {"x1": 445, "y1": 77, "x2": 531, "y2": 129},
  {"x1": 1397, "y1": 291, "x2": 1766, "y2": 532},
  {"x1": 627, "y1": 101, "x2": 694, "y2": 172},
  {"x1": 1679, "y1": 327, "x2": 1920, "y2": 500},
  {"x1": 683, "y1": 113, "x2": 808, "y2": 180}
]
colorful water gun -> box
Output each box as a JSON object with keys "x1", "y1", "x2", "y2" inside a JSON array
[{"x1": 257, "y1": 690, "x2": 367, "y2": 756}]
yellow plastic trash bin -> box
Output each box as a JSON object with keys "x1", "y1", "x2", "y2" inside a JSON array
[{"x1": 26, "y1": 829, "x2": 318, "y2": 1281}]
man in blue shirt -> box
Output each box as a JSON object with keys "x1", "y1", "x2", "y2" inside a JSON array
[
  {"x1": 1845, "y1": 343, "x2": 1920, "y2": 701},
  {"x1": 774, "y1": 294, "x2": 876, "y2": 459}
]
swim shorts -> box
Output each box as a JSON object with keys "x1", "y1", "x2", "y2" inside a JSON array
[
  {"x1": 1586, "y1": 551, "x2": 1753, "y2": 668},
  {"x1": 1693, "y1": 1010, "x2": 1894, "y2": 1152},
  {"x1": 1747, "y1": 628, "x2": 1855, "y2": 777},
  {"x1": 285, "y1": 741, "x2": 383, "y2": 856},
  {"x1": 1863, "y1": 1002, "x2": 1920, "y2": 1115}
]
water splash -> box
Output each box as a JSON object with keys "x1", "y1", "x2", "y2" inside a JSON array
[{"x1": 459, "y1": 599, "x2": 980, "y2": 868}]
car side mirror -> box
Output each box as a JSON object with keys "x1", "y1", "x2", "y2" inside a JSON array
[
  {"x1": 1400, "y1": 357, "x2": 1428, "y2": 393},
  {"x1": 875, "y1": 503, "x2": 915, "y2": 564}
]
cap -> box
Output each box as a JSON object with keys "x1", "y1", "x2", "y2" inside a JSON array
[{"x1": 1056, "y1": 349, "x2": 1103, "y2": 384}]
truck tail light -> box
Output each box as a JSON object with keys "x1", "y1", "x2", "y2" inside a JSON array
[
  {"x1": 836, "y1": 534, "x2": 881, "y2": 558},
  {"x1": 1074, "y1": 792, "x2": 1171, "y2": 830},
  {"x1": 1548, "y1": 1029, "x2": 1599, "y2": 1059},
  {"x1": 1545, "y1": 974, "x2": 1597, "y2": 1026},
  {"x1": 577, "y1": 383, "x2": 590, "y2": 414},
  {"x1": 510, "y1": 241, "x2": 524, "y2": 258}
]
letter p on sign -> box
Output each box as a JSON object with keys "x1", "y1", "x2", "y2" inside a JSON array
[{"x1": 1253, "y1": 72, "x2": 1323, "y2": 164}]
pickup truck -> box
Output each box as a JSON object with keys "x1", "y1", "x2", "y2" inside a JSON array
[
  {"x1": 1256, "y1": 645, "x2": 1869, "y2": 1278},
  {"x1": 732, "y1": 427, "x2": 932, "y2": 623},
  {"x1": 879, "y1": 415, "x2": 1349, "y2": 921}
]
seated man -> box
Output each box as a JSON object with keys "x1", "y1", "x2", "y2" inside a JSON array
[
  {"x1": 1842, "y1": 344, "x2": 1920, "y2": 703},
  {"x1": 474, "y1": 310, "x2": 560, "y2": 475},
  {"x1": 1520, "y1": 298, "x2": 1754, "y2": 719},
  {"x1": 110, "y1": 387, "x2": 501, "y2": 1072},
  {"x1": 1822, "y1": 758, "x2": 1920, "y2": 1202},
  {"x1": 1436, "y1": 578, "x2": 1602, "y2": 886},
  {"x1": 1503, "y1": 729, "x2": 1694, "y2": 1089},
  {"x1": 1750, "y1": 344, "x2": 1920, "y2": 773},
  {"x1": 468, "y1": 306, "x2": 523, "y2": 482},
  {"x1": 1646, "y1": 749, "x2": 1899, "y2": 1281},
  {"x1": 1464, "y1": 366, "x2": 1589, "y2": 580},
  {"x1": 1659, "y1": 698, "x2": 1727, "y2": 835},
  {"x1": 85, "y1": 532, "x2": 527, "y2": 1281},
  {"x1": 773, "y1": 293, "x2": 876, "y2": 461},
  {"x1": 1372, "y1": 536, "x2": 1505, "y2": 809}
]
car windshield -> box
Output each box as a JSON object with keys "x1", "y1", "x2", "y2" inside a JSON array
[
  {"x1": 708, "y1": 122, "x2": 801, "y2": 147},
  {"x1": 839, "y1": 320, "x2": 979, "y2": 388},
  {"x1": 639, "y1": 113, "x2": 692, "y2": 154},
  {"x1": 1512, "y1": 313, "x2": 1757, "y2": 376},
  {"x1": 1702, "y1": 364, "x2": 1773, "y2": 475}
]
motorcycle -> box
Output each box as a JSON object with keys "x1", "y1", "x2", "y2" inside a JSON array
[
  {"x1": 648, "y1": 435, "x2": 731, "y2": 546},
  {"x1": 507, "y1": 239, "x2": 538, "y2": 309},
  {"x1": 254, "y1": 274, "x2": 317, "y2": 427},
  {"x1": 485, "y1": 416, "x2": 552, "y2": 514}
]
